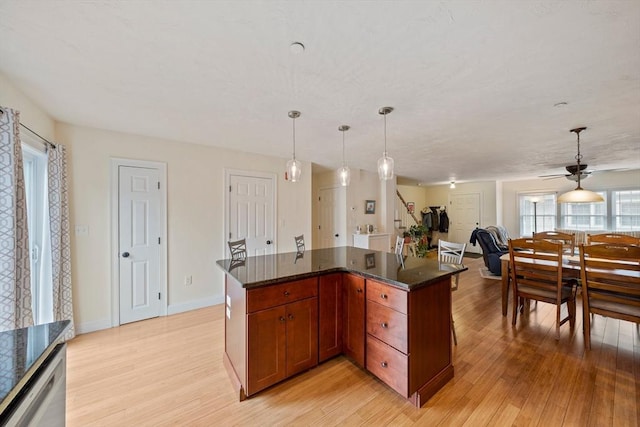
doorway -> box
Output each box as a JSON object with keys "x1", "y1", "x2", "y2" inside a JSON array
[
  {"x1": 111, "y1": 159, "x2": 167, "y2": 326},
  {"x1": 318, "y1": 187, "x2": 346, "y2": 248},
  {"x1": 449, "y1": 193, "x2": 481, "y2": 254},
  {"x1": 225, "y1": 169, "x2": 276, "y2": 257}
]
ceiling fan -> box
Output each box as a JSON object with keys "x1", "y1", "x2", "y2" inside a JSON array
[{"x1": 539, "y1": 163, "x2": 592, "y2": 181}]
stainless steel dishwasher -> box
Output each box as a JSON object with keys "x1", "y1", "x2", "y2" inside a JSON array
[{"x1": 2, "y1": 343, "x2": 66, "y2": 427}]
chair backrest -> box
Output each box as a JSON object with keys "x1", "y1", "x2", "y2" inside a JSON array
[
  {"x1": 394, "y1": 235, "x2": 404, "y2": 255},
  {"x1": 579, "y1": 243, "x2": 640, "y2": 322},
  {"x1": 508, "y1": 238, "x2": 564, "y2": 298},
  {"x1": 587, "y1": 233, "x2": 640, "y2": 246},
  {"x1": 295, "y1": 234, "x2": 305, "y2": 252},
  {"x1": 438, "y1": 239, "x2": 466, "y2": 265},
  {"x1": 228, "y1": 238, "x2": 247, "y2": 260},
  {"x1": 533, "y1": 231, "x2": 575, "y2": 255}
]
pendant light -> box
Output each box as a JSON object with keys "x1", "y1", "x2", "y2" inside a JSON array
[
  {"x1": 557, "y1": 127, "x2": 604, "y2": 203},
  {"x1": 377, "y1": 106, "x2": 394, "y2": 180},
  {"x1": 337, "y1": 125, "x2": 351, "y2": 186},
  {"x1": 286, "y1": 110, "x2": 302, "y2": 182}
]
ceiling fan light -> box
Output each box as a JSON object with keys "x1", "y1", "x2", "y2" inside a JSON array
[{"x1": 557, "y1": 188, "x2": 604, "y2": 203}]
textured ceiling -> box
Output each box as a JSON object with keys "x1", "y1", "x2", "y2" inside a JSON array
[{"x1": 1, "y1": 1, "x2": 639, "y2": 184}]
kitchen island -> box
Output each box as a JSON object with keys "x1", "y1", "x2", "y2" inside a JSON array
[{"x1": 216, "y1": 246, "x2": 466, "y2": 407}]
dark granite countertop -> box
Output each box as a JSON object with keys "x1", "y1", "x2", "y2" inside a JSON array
[
  {"x1": 0, "y1": 320, "x2": 71, "y2": 413},
  {"x1": 216, "y1": 246, "x2": 467, "y2": 290}
]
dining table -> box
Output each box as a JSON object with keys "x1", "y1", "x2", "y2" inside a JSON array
[{"x1": 499, "y1": 252, "x2": 581, "y2": 316}]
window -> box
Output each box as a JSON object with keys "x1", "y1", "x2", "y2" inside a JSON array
[
  {"x1": 612, "y1": 190, "x2": 640, "y2": 231},
  {"x1": 560, "y1": 192, "x2": 607, "y2": 230},
  {"x1": 519, "y1": 193, "x2": 556, "y2": 237},
  {"x1": 22, "y1": 141, "x2": 51, "y2": 325},
  {"x1": 518, "y1": 188, "x2": 640, "y2": 236}
]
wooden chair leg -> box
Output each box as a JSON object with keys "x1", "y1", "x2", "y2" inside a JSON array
[
  {"x1": 583, "y1": 303, "x2": 591, "y2": 350},
  {"x1": 568, "y1": 299, "x2": 576, "y2": 329},
  {"x1": 512, "y1": 291, "x2": 519, "y2": 326},
  {"x1": 451, "y1": 314, "x2": 457, "y2": 346}
]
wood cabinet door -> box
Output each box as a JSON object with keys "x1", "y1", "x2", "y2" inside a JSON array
[
  {"x1": 285, "y1": 298, "x2": 318, "y2": 376},
  {"x1": 342, "y1": 274, "x2": 365, "y2": 367},
  {"x1": 247, "y1": 306, "x2": 287, "y2": 395},
  {"x1": 319, "y1": 273, "x2": 343, "y2": 362}
]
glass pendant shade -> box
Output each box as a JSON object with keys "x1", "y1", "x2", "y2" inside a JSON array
[
  {"x1": 337, "y1": 124, "x2": 351, "y2": 186},
  {"x1": 557, "y1": 188, "x2": 604, "y2": 203},
  {"x1": 287, "y1": 110, "x2": 301, "y2": 182},
  {"x1": 377, "y1": 154, "x2": 394, "y2": 180},
  {"x1": 377, "y1": 106, "x2": 395, "y2": 181},
  {"x1": 557, "y1": 127, "x2": 603, "y2": 203},
  {"x1": 287, "y1": 158, "x2": 302, "y2": 182},
  {"x1": 338, "y1": 166, "x2": 351, "y2": 186}
]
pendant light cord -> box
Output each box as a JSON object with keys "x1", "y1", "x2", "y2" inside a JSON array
[
  {"x1": 292, "y1": 116, "x2": 296, "y2": 160},
  {"x1": 342, "y1": 129, "x2": 346, "y2": 166},
  {"x1": 383, "y1": 112, "x2": 388, "y2": 156}
]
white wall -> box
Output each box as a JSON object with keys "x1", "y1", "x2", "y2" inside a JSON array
[
  {"x1": 0, "y1": 72, "x2": 55, "y2": 140},
  {"x1": 55, "y1": 123, "x2": 312, "y2": 333}
]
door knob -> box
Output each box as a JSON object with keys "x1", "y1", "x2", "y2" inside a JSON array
[
  {"x1": 266, "y1": 240, "x2": 272, "y2": 245},
  {"x1": 122, "y1": 252, "x2": 130, "y2": 258},
  {"x1": 334, "y1": 234, "x2": 339, "y2": 237}
]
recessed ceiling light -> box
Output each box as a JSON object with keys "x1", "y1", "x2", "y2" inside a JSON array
[
  {"x1": 553, "y1": 101, "x2": 568, "y2": 107},
  {"x1": 290, "y1": 42, "x2": 305, "y2": 54}
]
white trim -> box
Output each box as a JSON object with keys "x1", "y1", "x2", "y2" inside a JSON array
[
  {"x1": 110, "y1": 158, "x2": 168, "y2": 327},
  {"x1": 167, "y1": 295, "x2": 224, "y2": 315},
  {"x1": 76, "y1": 318, "x2": 112, "y2": 335},
  {"x1": 223, "y1": 168, "x2": 278, "y2": 256}
]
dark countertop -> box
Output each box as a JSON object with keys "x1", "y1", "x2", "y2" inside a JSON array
[
  {"x1": 0, "y1": 320, "x2": 71, "y2": 413},
  {"x1": 216, "y1": 246, "x2": 467, "y2": 290}
]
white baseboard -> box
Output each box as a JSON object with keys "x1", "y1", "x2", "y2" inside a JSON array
[
  {"x1": 75, "y1": 296, "x2": 223, "y2": 336},
  {"x1": 76, "y1": 318, "x2": 112, "y2": 335},
  {"x1": 168, "y1": 295, "x2": 224, "y2": 315}
]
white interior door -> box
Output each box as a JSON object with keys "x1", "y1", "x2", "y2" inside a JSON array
[
  {"x1": 449, "y1": 193, "x2": 481, "y2": 254},
  {"x1": 228, "y1": 173, "x2": 275, "y2": 257},
  {"x1": 118, "y1": 165, "x2": 162, "y2": 324},
  {"x1": 318, "y1": 187, "x2": 346, "y2": 248}
]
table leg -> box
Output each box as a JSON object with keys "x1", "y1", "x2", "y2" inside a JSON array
[{"x1": 501, "y1": 259, "x2": 509, "y2": 316}]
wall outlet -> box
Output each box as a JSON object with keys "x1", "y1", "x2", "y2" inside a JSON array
[{"x1": 185, "y1": 275, "x2": 192, "y2": 286}]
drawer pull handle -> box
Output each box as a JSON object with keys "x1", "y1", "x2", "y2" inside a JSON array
[
  {"x1": 381, "y1": 322, "x2": 388, "y2": 328},
  {"x1": 279, "y1": 316, "x2": 286, "y2": 323},
  {"x1": 356, "y1": 288, "x2": 363, "y2": 294},
  {"x1": 380, "y1": 293, "x2": 388, "y2": 300},
  {"x1": 381, "y1": 361, "x2": 388, "y2": 368},
  {"x1": 288, "y1": 314, "x2": 294, "y2": 320},
  {"x1": 284, "y1": 291, "x2": 290, "y2": 297}
]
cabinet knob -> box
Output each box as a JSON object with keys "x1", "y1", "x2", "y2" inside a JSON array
[
  {"x1": 288, "y1": 314, "x2": 294, "y2": 320},
  {"x1": 283, "y1": 290, "x2": 290, "y2": 297},
  {"x1": 381, "y1": 361, "x2": 388, "y2": 368},
  {"x1": 356, "y1": 288, "x2": 363, "y2": 294},
  {"x1": 380, "y1": 293, "x2": 388, "y2": 300},
  {"x1": 279, "y1": 316, "x2": 286, "y2": 322},
  {"x1": 381, "y1": 322, "x2": 388, "y2": 329}
]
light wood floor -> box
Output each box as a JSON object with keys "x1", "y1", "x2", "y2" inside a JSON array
[{"x1": 66, "y1": 257, "x2": 639, "y2": 426}]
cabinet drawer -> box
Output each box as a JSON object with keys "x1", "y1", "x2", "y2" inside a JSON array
[
  {"x1": 366, "y1": 301, "x2": 408, "y2": 354},
  {"x1": 366, "y1": 335, "x2": 408, "y2": 398},
  {"x1": 366, "y1": 279, "x2": 407, "y2": 314},
  {"x1": 247, "y1": 278, "x2": 318, "y2": 313}
]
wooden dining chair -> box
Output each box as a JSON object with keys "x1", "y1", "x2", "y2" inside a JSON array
[
  {"x1": 509, "y1": 238, "x2": 577, "y2": 339},
  {"x1": 438, "y1": 239, "x2": 467, "y2": 345},
  {"x1": 228, "y1": 238, "x2": 247, "y2": 260},
  {"x1": 295, "y1": 234, "x2": 305, "y2": 252},
  {"x1": 533, "y1": 231, "x2": 576, "y2": 255},
  {"x1": 579, "y1": 243, "x2": 640, "y2": 349},
  {"x1": 394, "y1": 235, "x2": 404, "y2": 256},
  {"x1": 586, "y1": 233, "x2": 640, "y2": 246}
]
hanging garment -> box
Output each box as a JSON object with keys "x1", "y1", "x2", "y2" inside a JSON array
[
  {"x1": 421, "y1": 211, "x2": 432, "y2": 229},
  {"x1": 439, "y1": 210, "x2": 449, "y2": 233},
  {"x1": 430, "y1": 207, "x2": 440, "y2": 231}
]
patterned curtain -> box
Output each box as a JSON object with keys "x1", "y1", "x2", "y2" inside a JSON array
[
  {"x1": 48, "y1": 143, "x2": 75, "y2": 339},
  {"x1": 0, "y1": 106, "x2": 33, "y2": 332}
]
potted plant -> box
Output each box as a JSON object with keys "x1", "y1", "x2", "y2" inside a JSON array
[{"x1": 408, "y1": 224, "x2": 429, "y2": 257}]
